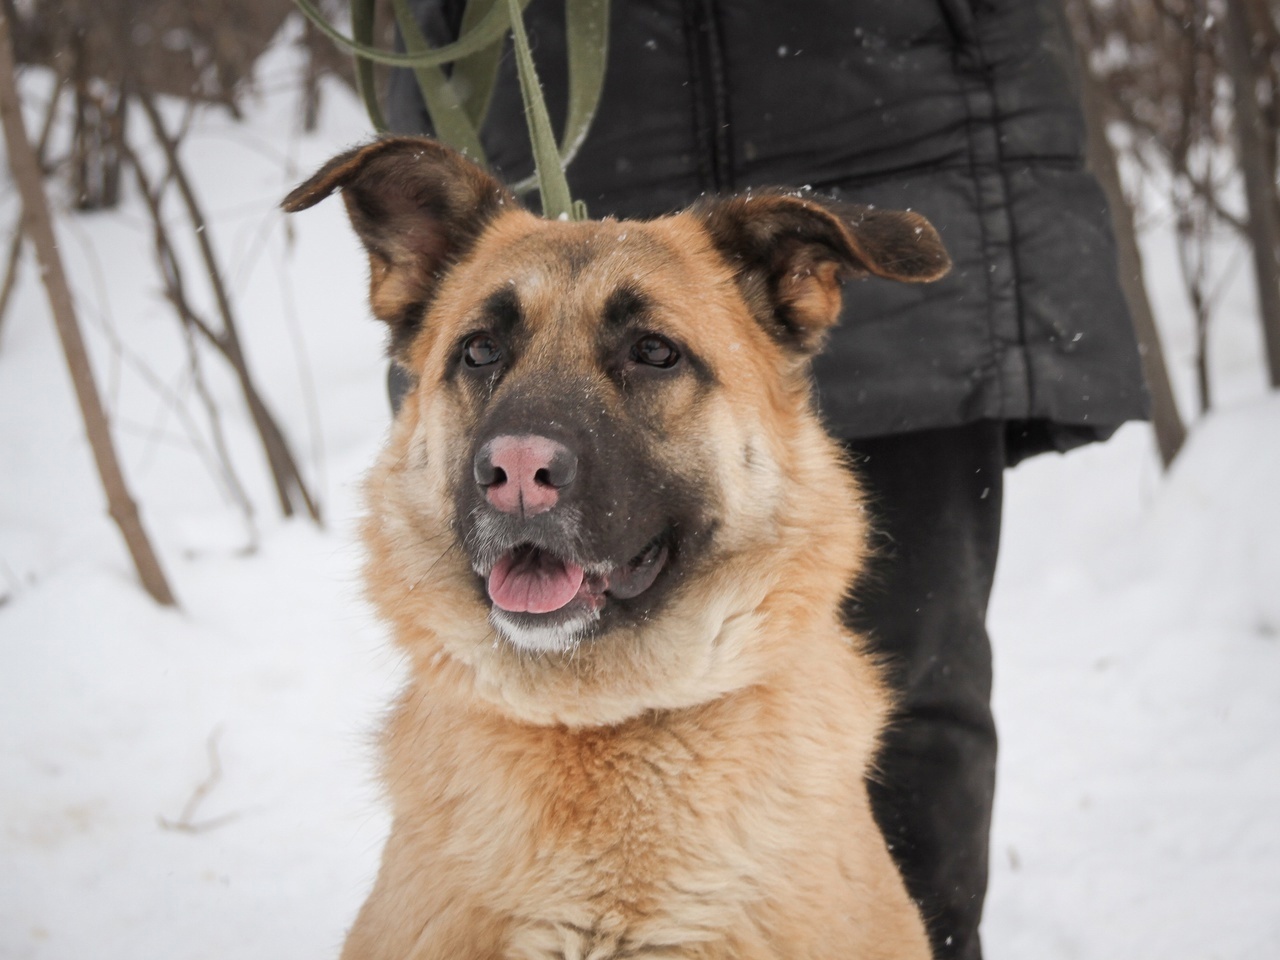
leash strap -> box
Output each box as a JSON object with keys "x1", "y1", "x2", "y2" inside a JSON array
[
  {"x1": 390, "y1": 0, "x2": 488, "y2": 161},
  {"x1": 349, "y1": 0, "x2": 386, "y2": 130},
  {"x1": 560, "y1": 0, "x2": 609, "y2": 168},
  {"x1": 295, "y1": 0, "x2": 532, "y2": 68},
  {"x1": 506, "y1": 0, "x2": 571, "y2": 218},
  {"x1": 294, "y1": 0, "x2": 608, "y2": 221},
  {"x1": 452, "y1": 0, "x2": 506, "y2": 129}
]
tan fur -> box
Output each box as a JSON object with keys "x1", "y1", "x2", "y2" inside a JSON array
[{"x1": 289, "y1": 140, "x2": 940, "y2": 959}]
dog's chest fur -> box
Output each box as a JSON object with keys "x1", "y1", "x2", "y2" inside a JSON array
[{"x1": 383, "y1": 657, "x2": 881, "y2": 959}]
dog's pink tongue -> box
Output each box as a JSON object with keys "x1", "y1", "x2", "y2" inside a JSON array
[{"x1": 488, "y1": 549, "x2": 585, "y2": 614}]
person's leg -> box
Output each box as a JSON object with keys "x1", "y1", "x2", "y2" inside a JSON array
[{"x1": 844, "y1": 422, "x2": 1003, "y2": 960}]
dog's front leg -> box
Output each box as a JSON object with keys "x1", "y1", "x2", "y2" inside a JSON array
[{"x1": 340, "y1": 836, "x2": 506, "y2": 960}]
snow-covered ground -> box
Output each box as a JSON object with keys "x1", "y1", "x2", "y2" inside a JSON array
[{"x1": 2, "y1": 36, "x2": 1277, "y2": 960}]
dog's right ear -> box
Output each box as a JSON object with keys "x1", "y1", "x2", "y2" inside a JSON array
[
  {"x1": 282, "y1": 136, "x2": 515, "y2": 359},
  {"x1": 697, "y1": 192, "x2": 950, "y2": 355}
]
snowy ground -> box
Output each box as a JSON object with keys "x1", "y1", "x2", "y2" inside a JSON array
[{"x1": 2, "y1": 37, "x2": 1278, "y2": 960}]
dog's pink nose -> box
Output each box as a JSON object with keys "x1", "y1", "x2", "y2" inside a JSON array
[{"x1": 474, "y1": 435, "x2": 577, "y2": 516}]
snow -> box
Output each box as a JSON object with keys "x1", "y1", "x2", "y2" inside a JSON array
[
  {"x1": 986, "y1": 405, "x2": 1280, "y2": 957},
  {"x1": 2, "y1": 33, "x2": 1278, "y2": 960}
]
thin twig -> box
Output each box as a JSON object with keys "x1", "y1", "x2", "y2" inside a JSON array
[
  {"x1": 0, "y1": 221, "x2": 28, "y2": 343},
  {"x1": 1079, "y1": 52, "x2": 1187, "y2": 466},
  {"x1": 180, "y1": 314, "x2": 261, "y2": 549},
  {"x1": 136, "y1": 91, "x2": 321, "y2": 523},
  {"x1": 122, "y1": 138, "x2": 259, "y2": 547},
  {"x1": 0, "y1": 68, "x2": 62, "y2": 344},
  {"x1": 158, "y1": 726, "x2": 241, "y2": 835},
  {"x1": 52, "y1": 201, "x2": 251, "y2": 521}
]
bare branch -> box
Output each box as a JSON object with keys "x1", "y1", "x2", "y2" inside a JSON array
[
  {"x1": 1225, "y1": 0, "x2": 1280, "y2": 386},
  {"x1": 158, "y1": 726, "x2": 241, "y2": 835},
  {"x1": 1080, "y1": 54, "x2": 1187, "y2": 466},
  {"x1": 0, "y1": 68, "x2": 62, "y2": 343},
  {"x1": 121, "y1": 138, "x2": 259, "y2": 547},
  {"x1": 0, "y1": 11, "x2": 176, "y2": 605},
  {"x1": 136, "y1": 91, "x2": 322, "y2": 523}
]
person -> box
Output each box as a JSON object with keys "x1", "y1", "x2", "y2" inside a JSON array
[{"x1": 385, "y1": 2, "x2": 1149, "y2": 957}]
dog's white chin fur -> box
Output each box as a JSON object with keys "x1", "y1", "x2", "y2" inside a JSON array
[{"x1": 490, "y1": 607, "x2": 599, "y2": 654}]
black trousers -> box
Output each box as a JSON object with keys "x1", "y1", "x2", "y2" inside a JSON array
[{"x1": 844, "y1": 422, "x2": 1003, "y2": 960}]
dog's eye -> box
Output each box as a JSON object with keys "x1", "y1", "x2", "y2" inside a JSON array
[
  {"x1": 463, "y1": 333, "x2": 503, "y2": 368},
  {"x1": 632, "y1": 335, "x2": 679, "y2": 369}
]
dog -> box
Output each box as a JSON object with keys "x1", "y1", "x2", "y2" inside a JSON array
[{"x1": 284, "y1": 136, "x2": 950, "y2": 960}]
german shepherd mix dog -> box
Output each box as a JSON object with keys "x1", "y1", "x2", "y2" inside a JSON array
[{"x1": 284, "y1": 137, "x2": 950, "y2": 960}]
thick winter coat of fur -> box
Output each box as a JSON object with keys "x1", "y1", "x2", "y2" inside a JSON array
[{"x1": 284, "y1": 137, "x2": 951, "y2": 960}]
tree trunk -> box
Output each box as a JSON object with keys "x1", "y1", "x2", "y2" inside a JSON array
[
  {"x1": 1224, "y1": 0, "x2": 1280, "y2": 388},
  {"x1": 0, "y1": 11, "x2": 176, "y2": 605},
  {"x1": 0, "y1": 66, "x2": 60, "y2": 344},
  {"x1": 1079, "y1": 62, "x2": 1187, "y2": 466}
]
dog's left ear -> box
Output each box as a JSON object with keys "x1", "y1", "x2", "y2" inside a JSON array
[
  {"x1": 698, "y1": 192, "x2": 950, "y2": 353},
  {"x1": 283, "y1": 136, "x2": 515, "y2": 359}
]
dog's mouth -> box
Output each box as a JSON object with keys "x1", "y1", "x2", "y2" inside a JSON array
[{"x1": 486, "y1": 533, "x2": 671, "y2": 617}]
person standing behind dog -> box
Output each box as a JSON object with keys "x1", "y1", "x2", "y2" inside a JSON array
[{"x1": 385, "y1": 2, "x2": 1148, "y2": 958}]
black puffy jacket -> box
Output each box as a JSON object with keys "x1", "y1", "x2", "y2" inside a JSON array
[{"x1": 389, "y1": 0, "x2": 1149, "y2": 461}]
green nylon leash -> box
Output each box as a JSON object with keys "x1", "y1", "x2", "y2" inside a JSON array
[
  {"x1": 390, "y1": 0, "x2": 487, "y2": 162},
  {"x1": 452, "y1": 0, "x2": 506, "y2": 130},
  {"x1": 294, "y1": 0, "x2": 607, "y2": 221},
  {"x1": 506, "y1": 0, "x2": 575, "y2": 219},
  {"x1": 295, "y1": 0, "x2": 533, "y2": 68}
]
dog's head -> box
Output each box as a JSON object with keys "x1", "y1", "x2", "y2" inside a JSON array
[{"x1": 285, "y1": 137, "x2": 948, "y2": 723}]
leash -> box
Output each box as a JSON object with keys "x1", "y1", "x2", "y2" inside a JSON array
[{"x1": 293, "y1": 0, "x2": 608, "y2": 221}]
